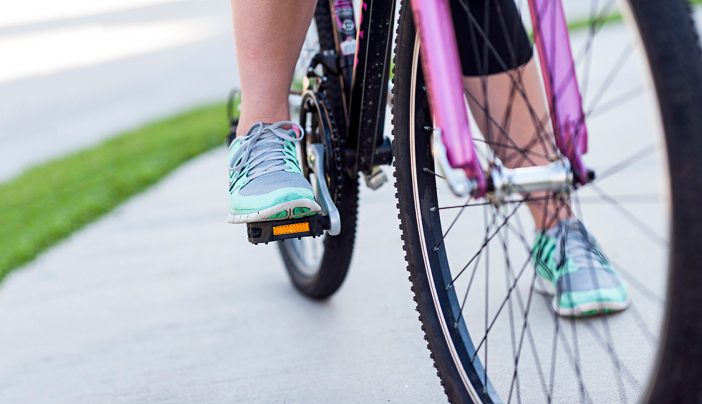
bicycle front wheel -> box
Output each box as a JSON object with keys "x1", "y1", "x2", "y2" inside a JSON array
[{"x1": 392, "y1": 1, "x2": 702, "y2": 402}]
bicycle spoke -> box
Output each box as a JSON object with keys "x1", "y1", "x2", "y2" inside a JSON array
[
  {"x1": 586, "y1": 85, "x2": 646, "y2": 119},
  {"x1": 607, "y1": 259, "x2": 664, "y2": 304},
  {"x1": 547, "y1": 313, "x2": 559, "y2": 403},
  {"x1": 579, "y1": 0, "x2": 601, "y2": 105},
  {"x1": 496, "y1": 212, "x2": 551, "y2": 402},
  {"x1": 422, "y1": 167, "x2": 446, "y2": 180},
  {"x1": 449, "y1": 201, "x2": 525, "y2": 286},
  {"x1": 508, "y1": 212, "x2": 594, "y2": 403},
  {"x1": 583, "y1": 321, "x2": 642, "y2": 390},
  {"x1": 469, "y1": 199, "x2": 565, "y2": 360},
  {"x1": 588, "y1": 183, "x2": 668, "y2": 247},
  {"x1": 483, "y1": 206, "x2": 491, "y2": 396},
  {"x1": 478, "y1": 200, "x2": 591, "y2": 402},
  {"x1": 454, "y1": 211, "x2": 496, "y2": 328},
  {"x1": 458, "y1": 0, "x2": 560, "y2": 159},
  {"x1": 595, "y1": 143, "x2": 659, "y2": 182},
  {"x1": 585, "y1": 44, "x2": 636, "y2": 115},
  {"x1": 463, "y1": 89, "x2": 548, "y2": 165},
  {"x1": 506, "y1": 270, "x2": 541, "y2": 403},
  {"x1": 575, "y1": 193, "x2": 661, "y2": 205},
  {"x1": 435, "y1": 196, "x2": 473, "y2": 251},
  {"x1": 438, "y1": 201, "x2": 493, "y2": 211},
  {"x1": 473, "y1": 138, "x2": 552, "y2": 161},
  {"x1": 471, "y1": 197, "x2": 563, "y2": 358},
  {"x1": 627, "y1": 302, "x2": 659, "y2": 345},
  {"x1": 499, "y1": 216, "x2": 523, "y2": 403},
  {"x1": 571, "y1": 196, "x2": 628, "y2": 403},
  {"x1": 438, "y1": 195, "x2": 553, "y2": 211},
  {"x1": 469, "y1": 252, "x2": 534, "y2": 361}
]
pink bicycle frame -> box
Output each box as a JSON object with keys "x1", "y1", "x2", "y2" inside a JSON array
[
  {"x1": 409, "y1": 0, "x2": 590, "y2": 194},
  {"x1": 528, "y1": 0, "x2": 589, "y2": 183}
]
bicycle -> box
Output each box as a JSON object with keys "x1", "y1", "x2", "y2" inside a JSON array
[{"x1": 240, "y1": 0, "x2": 702, "y2": 402}]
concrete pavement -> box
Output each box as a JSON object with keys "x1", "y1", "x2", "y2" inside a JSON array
[
  {"x1": 0, "y1": 2, "x2": 443, "y2": 401},
  {"x1": 0, "y1": 150, "x2": 446, "y2": 403}
]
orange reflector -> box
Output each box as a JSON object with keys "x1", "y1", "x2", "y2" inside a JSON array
[{"x1": 273, "y1": 222, "x2": 311, "y2": 236}]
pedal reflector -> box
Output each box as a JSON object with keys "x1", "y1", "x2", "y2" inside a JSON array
[
  {"x1": 273, "y1": 222, "x2": 310, "y2": 236},
  {"x1": 246, "y1": 214, "x2": 328, "y2": 245}
]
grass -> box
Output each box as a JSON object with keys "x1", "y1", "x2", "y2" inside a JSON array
[
  {"x1": 0, "y1": 102, "x2": 229, "y2": 282},
  {"x1": 567, "y1": 0, "x2": 702, "y2": 32},
  {"x1": 565, "y1": 11, "x2": 626, "y2": 34}
]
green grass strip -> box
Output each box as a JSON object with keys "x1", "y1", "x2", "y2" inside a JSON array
[
  {"x1": 0, "y1": 102, "x2": 229, "y2": 282},
  {"x1": 567, "y1": 0, "x2": 702, "y2": 33},
  {"x1": 566, "y1": 11, "x2": 625, "y2": 34}
]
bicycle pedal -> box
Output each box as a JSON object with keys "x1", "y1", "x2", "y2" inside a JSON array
[{"x1": 246, "y1": 214, "x2": 328, "y2": 245}]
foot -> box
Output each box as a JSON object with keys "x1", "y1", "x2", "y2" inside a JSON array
[
  {"x1": 227, "y1": 121, "x2": 321, "y2": 224},
  {"x1": 532, "y1": 219, "x2": 629, "y2": 317}
]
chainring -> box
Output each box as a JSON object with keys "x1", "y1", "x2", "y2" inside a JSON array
[{"x1": 299, "y1": 90, "x2": 344, "y2": 205}]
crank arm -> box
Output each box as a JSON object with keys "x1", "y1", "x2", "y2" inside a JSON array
[{"x1": 307, "y1": 144, "x2": 341, "y2": 236}]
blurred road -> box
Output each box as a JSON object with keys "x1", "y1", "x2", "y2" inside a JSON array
[
  {"x1": 0, "y1": 0, "x2": 237, "y2": 181},
  {"x1": 0, "y1": 3, "x2": 698, "y2": 403}
]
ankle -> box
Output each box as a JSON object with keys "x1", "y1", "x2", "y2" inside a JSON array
[{"x1": 237, "y1": 112, "x2": 290, "y2": 137}]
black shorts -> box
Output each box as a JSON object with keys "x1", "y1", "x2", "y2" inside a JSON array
[{"x1": 451, "y1": 0, "x2": 533, "y2": 76}]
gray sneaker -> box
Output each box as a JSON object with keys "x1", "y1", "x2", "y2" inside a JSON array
[
  {"x1": 532, "y1": 219, "x2": 629, "y2": 317},
  {"x1": 227, "y1": 121, "x2": 321, "y2": 224}
]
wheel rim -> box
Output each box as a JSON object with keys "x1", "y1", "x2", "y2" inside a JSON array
[
  {"x1": 282, "y1": 237, "x2": 324, "y2": 276},
  {"x1": 405, "y1": 3, "x2": 671, "y2": 402}
]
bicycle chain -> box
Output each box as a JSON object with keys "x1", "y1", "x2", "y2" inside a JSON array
[{"x1": 301, "y1": 89, "x2": 344, "y2": 205}]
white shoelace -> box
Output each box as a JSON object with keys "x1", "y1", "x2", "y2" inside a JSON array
[{"x1": 229, "y1": 121, "x2": 304, "y2": 183}]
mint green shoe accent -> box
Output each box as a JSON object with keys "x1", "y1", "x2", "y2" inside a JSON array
[
  {"x1": 532, "y1": 219, "x2": 629, "y2": 317},
  {"x1": 532, "y1": 233, "x2": 558, "y2": 282},
  {"x1": 267, "y1": 211, "x2": 289, "y2": 220},
  {"x1": 293, "y1": 207, "x2": 312, "y2": 216},
  {"x1": 229, "y1": 186, "x2": 316, "y2": 214},
  {"x1": 265, "y1": 207, "x2": 316, "y2": 221},
  {"x1": 227, "y1": 121, "x2": 321, "y2": 224}
]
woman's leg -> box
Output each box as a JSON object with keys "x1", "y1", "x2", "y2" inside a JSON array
[
  {"x1": 227, "y1": 0, "x2": 322, "y2": 224},
  {"x1": 463, "y1": 61, "x2": 571, "y2": 230},
  {"x1": 231, "y1": 0, "x2": 317, "y2": 136}
]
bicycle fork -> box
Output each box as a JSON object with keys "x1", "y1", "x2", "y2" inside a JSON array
[{"x1": 410, "y1": 0, "x2": 591, "y2": 202}]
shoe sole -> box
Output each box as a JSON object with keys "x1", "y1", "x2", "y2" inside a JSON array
[
  {"x1": 553, "y1": 298, "x2": 630, "y2": 317},
  {"x1": 534, "y1": 277, "x2": 556, "y2": 296},
  {"x1": 227, "y1": 199, "x2": 322, "y2": 224},
  {"x1": 535, "y1": 276, "x2": 629, "y2": 317}
]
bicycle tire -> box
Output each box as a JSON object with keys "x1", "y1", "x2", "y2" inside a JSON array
[
  {"x1": 392, "y1": 1, "x2": 702, "y2": 402},
  {"x1": 279, "y1": 0, "x2": 358, "y2": 299}
]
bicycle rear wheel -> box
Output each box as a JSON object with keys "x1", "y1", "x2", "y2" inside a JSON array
[
  {"x1": 392, "y1": 1, "x2": 702, "y2": 402},
  {"x1": 279, "y1": 0, "x2": 358, "y2": 299}
]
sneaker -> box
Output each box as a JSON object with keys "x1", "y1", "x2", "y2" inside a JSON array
[
  {"x1": 532, "y1": 219, "x2": 629, "y2": 317},
  {"x1": 227, "y1": 121, "x2": 321, "y2": 224}
]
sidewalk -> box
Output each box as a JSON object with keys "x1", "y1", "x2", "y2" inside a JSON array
[{"x1": 0, "y1": 148, "x2": 446, "y2": 403}]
